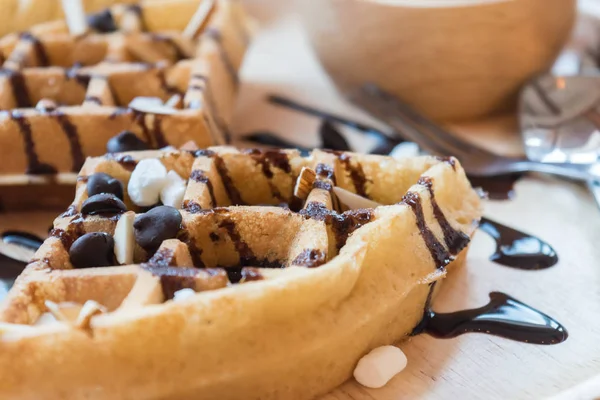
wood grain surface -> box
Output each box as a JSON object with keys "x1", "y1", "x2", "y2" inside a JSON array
[{"x1": 0, "y1": 2, "x2": 599, "y2": 399}]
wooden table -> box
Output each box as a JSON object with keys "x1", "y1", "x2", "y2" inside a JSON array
[{"x1": 1, "y1": 3, "x2": 599, "y2": 399}]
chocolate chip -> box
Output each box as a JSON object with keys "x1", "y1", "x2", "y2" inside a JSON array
[
  {"x1": 87, "y1": 173, "x2": 124, "y2": 199},
  {"x1": 134, "y1": 206, "x2": 182, "y2": 251},
  {"x1": 81, "y1": 193, "x2": 127, "y2": 215},
  {"x1": 87, "y1": 9, "x2": 118, "y2": 33},
  {"x1": 69, "y1": 232, "x2": 115, "y2": 268},
  {"x1": 107, "y1": 131, "x2": 150, "y2": 153}
]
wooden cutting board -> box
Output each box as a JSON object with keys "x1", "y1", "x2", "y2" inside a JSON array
[{"x1": 0, "y1": 3, "x2": 599, "y2": 400}]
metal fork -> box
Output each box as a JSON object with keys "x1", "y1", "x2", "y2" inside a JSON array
[{"x1": 349, "y1": 84, "x2": 599, "y2": 181}]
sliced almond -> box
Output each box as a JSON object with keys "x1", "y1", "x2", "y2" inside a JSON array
[
  {"x1": 44, "y1": 300, "x2": 82, "y2": 322},
  {"x1": 129, "y1": 97, "x2": 177, "y2": 115},
  {"x1": 333, "y1": 187, "x2": 381, "y2": 210},
  {"x1": 183, "y1": 0, "x2": 216, "y2": 39},
  {"x1": 294, "y1": 167, "x2": 317, "y2": 200},
  {"x1": 74, "y1": 300, "x2": 107, "y2": 330},
  {"x1": 60, "y1": 0, "x2": 88, "y2": 36},
  {"x1": 114, "y1": 211, "x2": 135, "y2": 265}
]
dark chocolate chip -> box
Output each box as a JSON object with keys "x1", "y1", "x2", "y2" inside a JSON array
[
  {"x1": 87, "y1": 9, "x2": 118, "y2": 33},
  {"x1": 81, "y1": 193, "x2": 127, "y2": 215},
  {"x1": 87, "y1": 173, "x2": 124, "y2": 200},
  {"x1": 134, "y1": 206, "x2": 182, "y2": 251},
  {"x1": 106, "y1": 130, "x2": 150, "y2": 153},
  {"x1": 69, "y1": 232, "x2": 115, "y2": 268}
]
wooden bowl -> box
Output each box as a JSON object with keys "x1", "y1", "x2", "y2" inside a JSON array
[{"x1": 298, "y1": 0, "x2": 576, "y2": 122}]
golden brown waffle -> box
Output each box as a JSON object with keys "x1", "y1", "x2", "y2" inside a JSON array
[
  {"x1": 0, "y1": 0, "x2": 251, "y2": 209},
  {"x1": 0, "y1": 147, "x2": 482, "y2": 400}
]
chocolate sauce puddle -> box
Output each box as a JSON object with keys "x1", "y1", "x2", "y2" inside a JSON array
[
  {"x1": 469, "y1": 174, "x2": 522, "y2": 201},
  {"x1": 0, "y1": 231, "x2": 44, "y2": 297},
  {"x1": 414, "y1": 291, "x2": 567, "y2": 345},
  {"x1": 2, "y1": 231, "x2": 44, "y2": 251},
  {"x1": 479, "y1": 217, "x2": 558, "y2": 270}
]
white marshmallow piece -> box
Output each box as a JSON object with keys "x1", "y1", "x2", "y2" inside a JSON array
[
  {"x1": 389, "y1": 142, "x2": 420, "y2": 160},
  {"x1": 114, "y1": 212, "x2": 135, "y2": 265},
  {"x1": 128, "y1": 159, "x2": 168, "y2": 206},
  {"x1": 34, "y1": 312, "x2": 60, "y2": 326},
  {"x1": 160, "y1": 170, "x2": 187, "y2": 208},
  {"x1": 173, "y1": 288, "x2": 197, "y2": 302},
  {"x1": 333, "y1": 186, "x2": 381, "y2": 210},
  {"x1": 353, "y1": 346, "x2": 408, "y2": 389}
]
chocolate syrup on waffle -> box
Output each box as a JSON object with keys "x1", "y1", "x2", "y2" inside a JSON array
[
  {"x1": 419, "y1": 177, "x2": 470, "y2": 254},
  {"x1": 152, "y1": 114, "x2": 168, "y2": 148},
  {"x1": 10, "y1": 111, "x2": 57, "y2": 174},
  {"x1": 218, "y1": 218, "x2": 282, "y2": 268},
  {"x1": 190, "y1": 170, "x2": 217, "y2": 208},
  {"x1": 413, "y1": 289, "x2": 568, "y2": 345},
  {"x1": 131, "y1": 110, "x2": 154, "y2": 145},
  {"x1": 51, "y1": 110, "x2": 85, "y2": 172},
  {"x1": 402, "y1": 192, "x2": 453, "y2": 269},
  {"x1": 300, "y1": 202, "x2": 374, "y2": 250},
  {"x1": 479, "y1": 217, "x2": 558, "y2": 270},
  {"x1": 19, "y1": 33, "x2": 49, "y2": 67},
  {"x1": 244, "y1": 149, "x2": 292, "y2": 202},
  {"x1": 104, "y1": 154, "x2": 138, "y2": 171},
  {"x1": 212, "y1": 154, "x2": 244, "y2": 205},
  {"x1": 3, "y1": 70, "x2": 31, "y2": 108},
  {"x1": 291, "y1": 249, "x2": 326, "y2": 268}
]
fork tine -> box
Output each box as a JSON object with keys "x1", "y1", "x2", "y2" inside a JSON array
[
  {"x1": 349, "y1": 85, "x2": 468, "y2": 157},
  {"x1": 360, "y1": 84, "x2": 497, "y2": 158}
]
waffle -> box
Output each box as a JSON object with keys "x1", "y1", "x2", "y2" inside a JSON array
[
  {"x1": 0, "y1": 0, "x2": 251, "y2": 209},
  {"x1": 0, "y1": 147, "x2": 482, "y2": 400}
]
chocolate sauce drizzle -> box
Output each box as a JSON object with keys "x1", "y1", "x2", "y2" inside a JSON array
[
  {"x1": 300, "y1": 202, "x2": 374, "y2": 250},
  {"x1": 479, "y1": 217, "x2": 558, "y2": 270},
  {"x1": 402, "y1": 192, "x2": 453, "y2": 269},
  {"x1": 20, "y1": 33, "x2": 49, "y2": 67},
  {"x1": 49, "y1": 215, "x2": 85, "y2": 251},
  {"x1": 51, "y1": 110, "x2": 85, "y2": 172},
  {"x1": 244, "y1": 149, "x2": 292, "y2": 202},
  {"x1": 212, "y1": 154, "x2": 244, "y2": 205},
  {"x1": 225, "y1": 267, "x2": 263, "y2": 284},
  {"x1": 190, "y1": 169, "x2": 217, "y2": 207},
  {"x1": 337, "y1": 152, "x2": 369, "y2": 198},
  {"x1": 413, "y1": 291, "x2": 568, "y2": 345},
  {"x1": 104, "y1": 154, "x2": 137, "y2": 171},
  {"x1": 10, "y1": 111, "x2": 57, "y2": 174},
  {"x1": 419, "y1": 177, "x2": 470, "y2": 254},
  {"x1": 291, "y1": 249, "x2": 326, "y2": 268},
  {"x1": 3, "y1": 70, "x2": 31, "y2": 108},
  {"x1": 218, "y1": 217, "x2": 282, "y2": 268}
]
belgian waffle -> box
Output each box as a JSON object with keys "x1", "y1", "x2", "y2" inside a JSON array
[
  {"x1": 0, "y1": 0, "x2": 250, "y2": 209},
  {"x1": 0, "y1": 147, "x2": 482, "y2": 400}
]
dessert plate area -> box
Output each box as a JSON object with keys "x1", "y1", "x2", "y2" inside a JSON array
[{"x1": 0, "y1": 3, "x2": 599, "y2": 400}]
